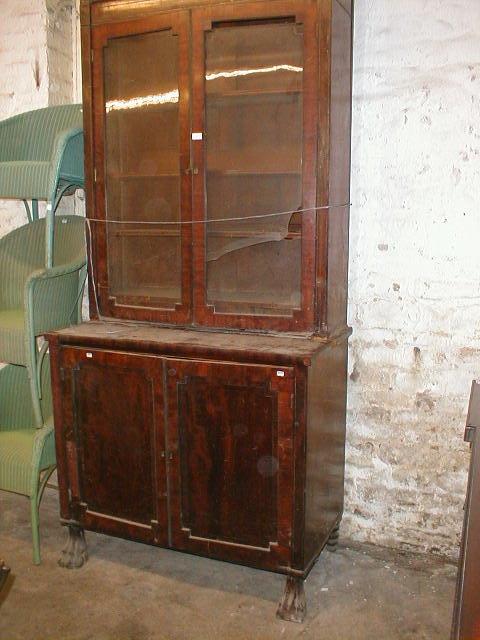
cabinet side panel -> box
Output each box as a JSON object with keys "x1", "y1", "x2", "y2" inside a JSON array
[
  {"x1": 49, "y1": 340, "x2": 72, "y2": 520},
  {"x1": 304, "y1": 337, "x2": 348, "y2": 566},
  {"x1": 326, "y1": 0, "x2": 352, "y2": 333},
  {"x1": 81, "y1": 20, "x2": 99, "y2": 321}
]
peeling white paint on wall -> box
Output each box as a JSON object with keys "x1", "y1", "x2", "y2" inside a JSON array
[
  {"x1": 345, "y1": 0, "x2": 480, "y2": 558},
  {"x1": 0, "y1": 0, "x2": 478, "y2": 558},
  {"x1": 0, "y1": 0, "x2": 50, "y2": 232}
]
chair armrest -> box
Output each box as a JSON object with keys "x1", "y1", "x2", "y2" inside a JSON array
[
  {"x1": 27, "y1": 260, "x2": 86, "y2": 283},
  {"x1": 25, "y1": 261, "x2": 86, "y2": 335},
  {"x1": 48, "y1": 127, "x2": 84, "y2": 196}
]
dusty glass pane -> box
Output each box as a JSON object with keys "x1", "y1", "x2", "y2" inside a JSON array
[
  {"x1": 205, "y1": 21, "x2": 303, "y2": 316},
  {"x1": 104, "y1": 29, "x2": 181, "y2": 306}
]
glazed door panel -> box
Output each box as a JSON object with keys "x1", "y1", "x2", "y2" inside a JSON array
[
  {"x1": 166, "y1": 359, "x2": 295, "y2": 568},
  {"x1": 59, "y1": 348, "x2": 167, "y2": 544},
  {"x1": 90, "y1": 11, "x2": 192, "y2": 324},
  {"x1": 192, "y1": 1, "x2": 318, "y2": 331}
]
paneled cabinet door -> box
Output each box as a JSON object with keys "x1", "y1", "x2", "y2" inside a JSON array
[
  {"x1": 165, "y1": 359, "x2": 296, "y2": 569},
  {"x1": 58, "y1": 348, "x2": 167, "y2": 545}
]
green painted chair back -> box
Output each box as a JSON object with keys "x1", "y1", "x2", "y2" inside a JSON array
[
  {"x1": 0, "y1": 216, "x2": 86, "y2": 426},
  {"x1": 0, "y1": 105, "x2": 83, "y2": 199},
  {"x1": 0, "y1": 104, "x2": 84, "y2": 267}
]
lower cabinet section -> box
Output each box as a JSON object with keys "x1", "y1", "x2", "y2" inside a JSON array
[
  {"x1": 56, "y1": 347, "x2": 296, "y2": 568},
  {"x1": 49, "y1": 326, "x2": 349, "y2": 622}
]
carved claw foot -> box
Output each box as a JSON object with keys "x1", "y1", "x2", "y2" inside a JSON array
[
  {"x1": 58, "y1": 525, "x2": 88, "y2": 569},
  {"x1": 326, "y1": 524, "x2": 340, "y2": 553},
  {"x1": 276, "y1": 576, "x2": 306, "y2": 623}
]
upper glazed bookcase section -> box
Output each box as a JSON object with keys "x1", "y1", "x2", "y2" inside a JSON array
[{"x1": 81, "y1": 0, "x2": 353, "y2": 334}]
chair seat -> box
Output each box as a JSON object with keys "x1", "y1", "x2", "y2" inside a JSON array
[
  {"x1": 0, "y1": 429, "x2": 37, "y2": 495},
  {"x1": 0, "y1": 309, "x2": 25, "y2": 365},
  {"x1": 0, "y1": 161, "x2": 51, "y2": 200}
]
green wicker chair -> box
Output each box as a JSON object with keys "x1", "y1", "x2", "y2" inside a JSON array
[
  {"x1": 0, "y1": 359, "x2": 54, "y2": 565},
  {"x1": 0, "y1": 216, "x2": 86, "y2": 427},
  {"x1": 0, "y1": 104, "x2": 84, "y2": 267}
]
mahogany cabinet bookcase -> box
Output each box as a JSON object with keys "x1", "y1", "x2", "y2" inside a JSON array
[{"x1": 48, "y1": 0, "x2": 353, "y2": 623}]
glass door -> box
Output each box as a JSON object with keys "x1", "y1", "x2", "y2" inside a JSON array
[
  {"x1": 91, "y1": 12, "x2": 191, "y2": 323},
  {"x1": 192, "y1": 1, "x2": 318, "y2": 331}
]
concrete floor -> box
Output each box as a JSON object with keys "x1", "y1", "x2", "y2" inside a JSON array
[{"x1": 0, "y1": 488, "x2": 457, "y2": 640}]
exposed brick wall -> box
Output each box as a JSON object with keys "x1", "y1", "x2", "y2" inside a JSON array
[
  {"x1": 344, "y1": 0, "x2": 480, "y2": 558},
  {"x1": 46, "y1": 0, "x2": 74, "y2": 106},
  {"x1": 0, "y1": 0, "x2": 78, "y2": 236},
  {"x1": 0, "y1": 0, "x2": 50, "y2": 233}
]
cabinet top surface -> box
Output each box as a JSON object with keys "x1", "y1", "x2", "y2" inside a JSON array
[{"x1": 48, "y1": 321, "x2": 345, "y2": 365}]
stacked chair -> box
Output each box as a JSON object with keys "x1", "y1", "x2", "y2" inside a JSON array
[{"x1": 0, "y1": 105, "x2": 86, "y2": 564}]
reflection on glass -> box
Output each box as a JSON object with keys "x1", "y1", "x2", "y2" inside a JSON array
[
  {"x1": 205, "y1": 21, "x2": 304, "y2": 317},
  {"x1": 104, "y1": 65, "x2": 303, "y2": 113},
  {"x1": 104, "y1": 29, "x2": 182, "y2": 306}
]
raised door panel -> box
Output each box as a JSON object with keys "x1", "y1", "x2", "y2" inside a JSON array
[
  {"x1": 165, "y1": 359, "x2": 295, "y2": 570},
  {"x1": 89, "y1": 11, "x2": 192, "y2": 324},
  {"x1": 58, "y1": 347, "x2": 167, "y2": 544}
]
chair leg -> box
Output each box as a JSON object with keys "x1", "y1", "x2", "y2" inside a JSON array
[
  {"x1": 26, "y1": 325, "x2": 44, "y2": 427},
  {"x1": 30, "y1": 466, "x2": 56, "y2": 566},
  {"x1": 30, "y1": 492, "x2": 41, "y2": 565},
  {"x1": 28, "y1": 365, "x2": 43, "y2": 427},
  {"x1": 45, "y1": 201, "x2": 54, "y2": 269},
  {"x1": 31, "y1": 199, "x2": 39, "y2": 221}
]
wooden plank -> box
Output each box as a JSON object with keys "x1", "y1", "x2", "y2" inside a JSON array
[
  {"x1": 452, "y1": 381, "x2": 480, "y2": 639},
  {"x1": 47, "y1": 321, "x2": 351, "y2": 365},
  {"x1": 303, "y1": 335, "x2": 348, "y2": 569},
  {"x1": 325, "y1": 0, "x2": 353, "y2": 334}
]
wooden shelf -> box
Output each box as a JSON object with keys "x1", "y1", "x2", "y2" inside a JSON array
[
  {"x1": 206, "y1": 149, "x2": 301, "y2": 176},
  {"x1": 208, "y1": 290, "x2": 300, "y2": 310},
  {"x1": 208, "y1": 88, "x2": 301, "y2": 99},
  {"x1": 208, "y1": 169, "x2": 300, "y2": 176},
  {"x1": 112, "y1": 286, "x2": 180, "y2": 301},
  {"x1": 109, "y1": 227, "x2": 301, "y2": 240},
  {"x1": 108, "y1": 172, "x2": 180, "y2": 179},
  {"x1": 109, "y1": 227, "x2": 181, "y2": 237}
]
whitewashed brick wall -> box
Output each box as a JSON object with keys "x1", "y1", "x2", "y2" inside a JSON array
[
  {"x1": 46, "y1": 0, "x2": 74, "y2": 106},
  {"x1": 344, "y1": 0, "x2": 480, "y2": 558},
  {"x1": 0, "y1": 0, "x2": 50, "y2": 232}
]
